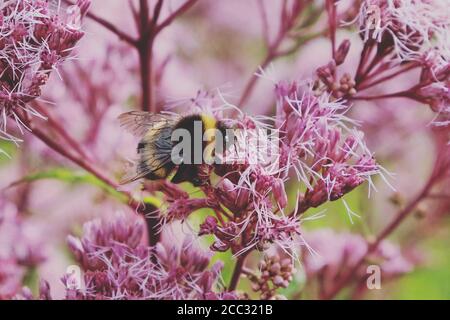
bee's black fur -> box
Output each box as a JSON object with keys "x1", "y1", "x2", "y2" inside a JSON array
[{"x1": 135, "y1": 113, "x2": 231, "y2": 186}]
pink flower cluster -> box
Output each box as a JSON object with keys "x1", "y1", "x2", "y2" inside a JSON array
[
  {"x1": 356, "y1": 0, "x2": 449, "y2": 126},
  {"x1": 27, "y1": 215, "x2": 234, "y2": 300},
  {"x1": 0, "y1": 0, "x2": 90, "y2": 144},
  {"x1": 275, "y1": 82, "x2": 383, "y2": 214},
  {"x1": 358, "y1": 0, "x2": 448, "y2": 61}
]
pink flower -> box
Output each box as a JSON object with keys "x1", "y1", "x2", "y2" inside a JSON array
[
  {"x1": 252, "y1": 252, "x2": 296, "y2": 300},
  {"x1": 0, "y1": 0, "x2": 90, "y2": 146},
  {"x1": 67, "y1": 215, "x2": 145, "y2": 271},
  {"x1": 64, "y1": 215, "x2": 229, "y2": 300},
  {"x1": 275, "y1": 81, "x2": 385, "y2": 214},
  {"x1": 358, "y1": 0, "x2": 449, "y2": 61}
]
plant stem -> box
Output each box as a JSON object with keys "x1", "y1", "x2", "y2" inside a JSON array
[
  {"x1": 229, "y1": 253, "x2": 248, "y2": 291},
  {"x1": 144, "y1": 209, "x2": 161, "y2": 247},
  {"x1": 32, "y1": 102, "x2": 92, "y2": 162},
  {"x1": 136, "y1": 0, "x2": 199, "y2": 112},
  {"x1": 357, "y1": 63, "x2": 419, "y2": 91},
  {"x1": 350, "y1": 91, "x2": 410, "y2": 101},
  {"x1": 85, "y1": 10, "x2": 137, "y2": 45},
  {"x1": 238, "y1": 15, "x2": 327, "y2": 106},
  {"x1": 137, "y1": 0, "x2": 153, "y2": 112},
  {"x1": 154, "y1": 0, "x2": 199, "y2": 35},
  {"x1": 238, "y1": 52, "x2": 276, "y2": 107},
  {"x1": 325, "y1": 0, "x2": 337, "y2": 60},
  {"x1": 63, "y1": 0, "x2": 136, "y2": 45},
  {"x1": 152, "y1": 0, "x2": 164, "y2": 26}
]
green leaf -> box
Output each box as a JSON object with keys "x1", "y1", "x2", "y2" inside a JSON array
[
  {"x1": 142, "y1": 196, "x2": 163, "y2": 208},
  {"x1": 9, "y1": 167, "x2": 128, "y2": 202},
  {"x1": 8, "y1": 168, "x2": 163, "y2": 209},
  {"x1": 9, "y1": 168, "x2": 162, "y2": 208},
  {"x1": 0, "y1": 140, "x2": 16, "y2": 165},
  {"x1": 22, "y1": 266, "x2": 39, "y2": 296}
]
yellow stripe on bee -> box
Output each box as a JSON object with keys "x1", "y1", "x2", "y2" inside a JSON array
[
  {"x1": 201, "y1": 115, "x2": 217, "y2": 132},
  {"x1": 201, "y1": 115, "x2": 217, "y2": 142},
  {"x1": 201, "y1": 115, "x2": 218, "y2": 163}
]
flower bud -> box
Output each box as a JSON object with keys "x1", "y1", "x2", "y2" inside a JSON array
[
  {"x1": 273, "y1": 178, "x2": 288, "y2": 209},
  {"x1": 316, "y1": 61, "x2": 336, "y2": 86},
  {"x1": 199, "y1": 216, "x2": 218, "y2": 236},
  {"x1": 39, "y1": 279, "x2": 52, "y2": 300},
  {"x1": 273, "y1": 275, "x2": 285, "y2": 287},
  {"x1": 335, "y1": 39, "x2": 351, "y2": 65}
]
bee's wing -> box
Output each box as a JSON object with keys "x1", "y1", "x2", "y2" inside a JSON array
[
  {"x1": 119, "y1": 159, "x2": 171, "y2": 184},
  {"x1": 118, "y1": 111, "x2": 178, "y2": 137},
  {"x1": 119, "y1": 114, "x2": 176, "y2": 184},
  {"x1": 119, "y1": 163, "x2": 147, "y2": 185},
  {"x1": 120, "y1": 146, "x2": 174, "y2": 185}
]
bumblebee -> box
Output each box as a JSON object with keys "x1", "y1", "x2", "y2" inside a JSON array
[{"x1": 118, "y1": 111, "x2": 230, "y2": 186}]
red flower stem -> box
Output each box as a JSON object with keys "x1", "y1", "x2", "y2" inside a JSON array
[
  {"x1": 325, "y1": 0, "x2": 337, "y2": 60},
  {"x1": 132, "y1": 0, "x2": 182, "y2": 243},
  {"x1": 242, "y1": 267, "x2": 258, "y2": 278},
  {"x1": 355, "y1": 42, "x2": 374, "y2": 83},
  {"x1": 357, "y1": 63, "x2": 419, "y2": 91},
  {"x1": 257, "y1": 0, "x2": 270, "y2": 45},
  {"x1": 364, "y1": 59, "x2": 393, "y2": 79},
  {"x1": 33, "y1": 126, "x2": 115, "y2": 187},
  {"x1": 138, "y1": 0, "x2": 150, "y2": 35},
  {"x1": 350, "y1": 91, "x2": 410, "y2": 100},
  {"x1": 137, "y1": 0, "x2": 153, "y2": 112},
  {"x1": 350, "y1": 280, "x2": 369, "y2": 300},
  {"x1": 32, "y1": 102, "x2": 92, "y2": 162},
  {"x1": 360, "y1": 49, "x2": 392, "y2": 79},
  {"x1": 136, "y1": 0, "x2": 198, "y2": 112},
  {"x1": 215, "y1": 211, "x2": 226, "y2": 225},
  {"x1": 238, "y1": 0, "x2": 306, "y2": 107},
  {"x1": 229, "y1": 252, "x2": 249, "y2": 291},
  {"x1": 238, "y1": 51, "x2": 277, "y2": 107},
  {"x1": 213, "y1": 205, "x2": 232, "y2": 223},
  {"x1": 85, "y1": 11, "x2": 137, "y2": 45},
  {"x1": 355, "y1": 45, "x2": 395, "y2": 89},
  {"x1": 63, "y1": 0, "x2": 137, "y2": 45},
  {"x1": 66, "y1": 0, "x2": 198, "y2": 113},
  {"x1": 427, "y1": 193, "x2": 450, "y2": 199},
  {"x1": 322, "y1": 175, "x2": 435, "y2": 300},
  {"x1": 151, "y1": 0, "x2": 164, "y2": 26},
  {"x1": 153, "y1": 0, "x2": 199, "y2": 35}
]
